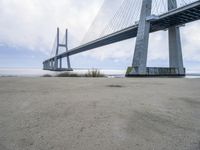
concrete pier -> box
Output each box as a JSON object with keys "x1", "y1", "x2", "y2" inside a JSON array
[
  {"x1": 126, "y1": 0, "x2": 186, "y2": 77},
  {"x1": 168, "y1": 0, "x2": 185, "y2": 75},
  {"x1": 131, "y1": 0, "x2": 152, "y2": 75}
]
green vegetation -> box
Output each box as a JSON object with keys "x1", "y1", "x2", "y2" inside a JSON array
[
  {"x1": 85, "y1": 69, "x2": 106, "y2": 77},
  {"x1": 56, "y1": 72, "x2": 80, "y2": 77},
  {"x1": 43, "y1": 69, "x2": 106, "y2": 78},
  {"x1": 126, "y1": 67, "x2": 134, "y2": 75}
]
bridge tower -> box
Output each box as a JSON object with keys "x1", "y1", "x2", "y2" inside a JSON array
[
  {"x1": 43, "y1": 28, "x2": 72, "y2": 71},
  {"x1": 168, "y1": 0, "x2": 185, "y2": 75},
  {"x1": 126, "y1": 0, "x2": 185, "y2": 76}
]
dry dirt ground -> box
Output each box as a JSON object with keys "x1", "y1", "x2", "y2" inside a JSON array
[{"x1": 0, "y1": 77, "x2": 200, "y2": 150}]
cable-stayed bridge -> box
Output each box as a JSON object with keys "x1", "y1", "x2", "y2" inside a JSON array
[{"x1": 43, "y1": 0, "x2": 200, "y2": 76}]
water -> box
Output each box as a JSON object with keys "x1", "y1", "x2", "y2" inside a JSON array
[
  {"x1": 0, "y1": 68, "x2": 126, "y2": 78},
  {"x1": 0, "y1": 68, "x2": 199, "y2": 78},
  {"x1": 0, "y1": 68, "x2": 55, "y2": 77}
]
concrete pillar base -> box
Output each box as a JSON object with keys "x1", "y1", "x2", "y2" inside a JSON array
[
  {"x1": 51, "y1": 68, "x2": 73, "y2": 72},
  {"x1": 126, "y1": 67, "x2": 185, "y2": 77}
]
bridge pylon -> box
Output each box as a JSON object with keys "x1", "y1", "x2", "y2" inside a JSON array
[
  {"x1": 43, "y1": 28, "x2": 73, "y2": 71},
  {"x1": 126, "y1": 0, "x2": 186, "y2": 77},
  {"x1": 168, "y1": 0, "x2": 185, "y2": 75}
]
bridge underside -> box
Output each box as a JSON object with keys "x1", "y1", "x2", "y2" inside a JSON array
[
  {"x1": 151, "y1": 2, "x2": 200, "y2": 31},
  {"x1": 43, "y1": 1, "x2": 200, "y2": 76}
]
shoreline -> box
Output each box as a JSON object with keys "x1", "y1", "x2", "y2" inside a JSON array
[
  {"x1": 0, "y1": 68, "x2": 200, "y2": 78},
  {"x1": 0, "y1": 74, "x2": 200, "y2": 78}
]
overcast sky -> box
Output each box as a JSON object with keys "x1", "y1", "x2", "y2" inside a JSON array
[{"x1": 0, "y1": 0, "x2": 199, "y2": 72}]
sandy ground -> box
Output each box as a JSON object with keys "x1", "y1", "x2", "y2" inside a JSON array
[{"x1": 0, "y1": 77, "x2": 200, "y2": 150}]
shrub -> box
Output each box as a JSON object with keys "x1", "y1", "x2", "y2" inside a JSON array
[
  {"x1": 85, "y1": 69, "x2": 105, "y2": 77},
  {"x1": 56, "y1": 72, "x2": 80, "y2": 77},
  {"x1": 51, "y1": 69, "x2": 106, "y2": 78}
]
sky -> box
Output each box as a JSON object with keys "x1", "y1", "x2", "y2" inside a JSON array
[{"x1": 0, "y1": 0, "x2": 200, "y2": 72}]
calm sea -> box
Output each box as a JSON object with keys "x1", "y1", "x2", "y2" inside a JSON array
[
  {"x1": 0, "y1": 68, "x2": 126, "y2": 78},
  {"x1": 0, "y1": 68, "x2": 199, "y2": 78}
]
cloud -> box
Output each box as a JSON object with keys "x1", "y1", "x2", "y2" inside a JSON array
[
  {"x1": 181, "y1": 21, "x2": 200, "y2": 62},
  {"x1": 0, "y1": 0, "x2": 104, "y2": 54}
]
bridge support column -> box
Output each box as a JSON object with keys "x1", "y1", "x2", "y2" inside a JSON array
[
  {"x1": 43, "y1": 28, "x2": 73, "y2": 71},
  {"x1": 43, "y1": 62, "x2": 45, "y2": 70},
  {"x1": 168, "y1": 0, "x2": 185, "y2": 75},
  {"x1": 59, "y1": 58, "x2": 62, "y2": 69},
  {"x1": 66, "y1": 55, "x2": 71, "y2": 70},
  {"x1": 56, "y1": 28, "x2": 72, "y2": 71},
  {"x1": 53, "y1": 28, "x2": 59, "y2": 71},
  {"x1": 126, "y1": 0, "x2": 152, "y2": 76},
  {"x1": 51, "y1": 60, "x2": 53, "y2": 70},
  {"x1": 126, "y1": 0, "x2": 186, "y2": 77},
  {"x1": 54, "y1": 57, "x2": 58, "y2": 70},
  {"x1": 168, "y1": 26, "x2": 185, "y2": 75},
  {"x1": 44, "y1": 62, "x2": 47, "y2": 70},
  {"x1": 48, "y1": 61, "x2": 50, "y2": 70},
  {"x1": 65, "y1": 29, "x2": 72, "y2": 71}
]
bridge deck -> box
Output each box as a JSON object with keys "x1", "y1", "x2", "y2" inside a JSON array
[{"x1": 44, "y1": 1, "x2": 200, "y2": 63}]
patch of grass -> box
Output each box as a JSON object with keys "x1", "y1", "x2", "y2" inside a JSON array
[
  {"x1": 85, "y1": 69, "x2": 106, "y2": 77},
  {"x1": 55, "y1": 72, "x2": 81, "y2": 77},
  {"x1": 47, "y1": 69, "x2": 106, "y2": 78}
]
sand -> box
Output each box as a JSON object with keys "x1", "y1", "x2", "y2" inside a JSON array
[{"x1": 0, "y1": 77, "x2": 200, "y2": 150}]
